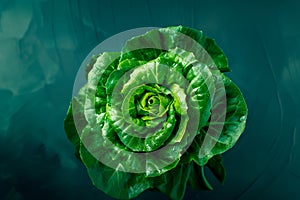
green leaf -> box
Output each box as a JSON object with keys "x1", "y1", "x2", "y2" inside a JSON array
[
  {"x1": 122, "y1": 26, "x2": 229, "y2": 72},
  {"x1": 188, "y1": 162, "x2": 213, "y2": 191},
  {"x1": 207, "y1": 154, "x2": 226, "y2": 184},
  {"x1": 167, "y1": 25, "x2": 230, "y2": 72},
  {"x1": 64, "y1": 102, "x2": 81, "y2": 160},
  {"x1": 207, "y1": 74, "x2": 247, "y2": 156},
  {"x1": 155, "y1": 163, "x2": 191, "y2": 200},
  {"x1": 191, "y1": 74, "x2": 248, "y2": 165},
  {"x1": 64, "y1": 88, "x2": 88, "y2": 160},
  {"x1": 85, "y1": 54, "x2": 99, "y2": 78},
  {"x1": 158, "y1": 48, "x2": 215, "y2": 128},
  {"x1": 118, "y1": 58, "x2": 147, "y2": 71},
  {"x1": 80, "y1": 142, "x2": 152, "y2": 199}
]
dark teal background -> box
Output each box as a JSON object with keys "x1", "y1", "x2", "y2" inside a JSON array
[{"x1": 0, "y1": 0, "x2": 299, "y2": 199}]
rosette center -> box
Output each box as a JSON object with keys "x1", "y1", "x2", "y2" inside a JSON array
[{"x1": 130, "y1": 84, "x2": 173, "y2": 127}]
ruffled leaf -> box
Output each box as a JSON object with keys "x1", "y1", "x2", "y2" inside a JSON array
[
  {"x1": 80, "y1": 141, "x2": 152, "y2": 199},
  {"x1": 188, "y1": 74, "x2": 248, "y2": 165},
  {"x1": 188, "y1": 162, "x2": 213, "y2": 191},
  {"x1": 155, "y1": 163, "x2": 191, "y2": 200},
  {"x1": 207, "y1": 154, "x2": 226, "y2": 184}
]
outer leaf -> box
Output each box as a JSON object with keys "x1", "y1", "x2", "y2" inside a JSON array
[
  {"x1": 90, "y1": 52, "x2": 121, "y2": 114},
  {"x1": 188, "y1": 162, "x2": 213, "y2": 191},
  {"x1": 121, "y1": 26, "x2": 229, "y2": 72},
  {"x1": 64, "y1": 86, "x2": 88, "y2": 160},
  {"x1": 189, "y1": 74, "x2": 248, "y2": 165},
  {"x1": 84, "y1": 52, "x2": 120, "y2": 123},
  {"x1": 207, "y1": 154, "x2": 226, "y2": 184},
  {"x1": 167, "y1": 25, "x2": 229, "y2": 72},
  {"x1": 206, "y1": 74, "x2": 248, "y2": 156},
  {"x1": 64, "y1": 102, "x2": 81, "y2": 160},
  {"x1": 79, "y1": 139, "x2": 152, "y2": 199},
  {"x1": 85, "y1": 54, "x2": 99, "y2": 77},
  {"x1": 155, "y1": 163, "x2": 191, "y2": 200}
]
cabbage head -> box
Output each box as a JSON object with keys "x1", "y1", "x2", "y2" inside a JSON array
[{"x1": 64, "y1": 26, "x2": 248, "y2": 200}]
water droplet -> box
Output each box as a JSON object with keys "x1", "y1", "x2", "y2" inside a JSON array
[
  {"x1": 240, "y1": 116, "x2": 246, "y2": 122},
  {"x1": 213, "y1": 74, "x2": 220, "y2": 81},
  {"x1": 208, "y1": 64, "x2": 217, "y2": 69},
  {"x1": 166, "y1": 123, "x2": 172, "y2": 128}
]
